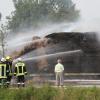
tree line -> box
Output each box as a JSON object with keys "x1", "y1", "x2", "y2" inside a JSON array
[{"x1": 6, "y1": 0, "x2": 79, "y2": 32}]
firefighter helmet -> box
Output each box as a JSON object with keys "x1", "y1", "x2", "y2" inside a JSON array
[
  {"x1": 17, "y1": 58, "x2": 22, "y2": 62},
  {"x1": 6, "y1": 56, "x2": 11, "y2": 60},
  {"x1": 1, "y1": 57, "x2": 6, "y2": 62}
]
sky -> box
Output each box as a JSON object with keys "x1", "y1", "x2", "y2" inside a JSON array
[
  {"x1": 0, "y1": 0, "x2": 14, "y2": 23},
  {"x1": 72, "y1": 0, "x2": 100, "y2": 20},
  {"x1": 72, "y1": 0, "x2": 100, "y2": 32}
]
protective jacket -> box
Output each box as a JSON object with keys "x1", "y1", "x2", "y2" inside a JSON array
[
  {"x1": 0, "y1": 62, "x2": 7, "y2": 78},
  {"x1": 14, "y1": 61, "x2": 27, "y2": 76}
]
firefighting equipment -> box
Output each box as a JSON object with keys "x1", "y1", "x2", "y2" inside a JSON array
[
  {"x1": 14, "y1": 61, "x2": 27, "y2": 76},
  {"x1": 17, "y1": 58, "x2": 22, "y2": 62},
  {"x1": 6, "y1": 56, "x2": 11, "y2": 60},
  {"x1": 14, "y1": 60, "x2": 27, "y2": 87},
  {"x1": 5, "y1": 56, "x2": 13, "y2": 86}
]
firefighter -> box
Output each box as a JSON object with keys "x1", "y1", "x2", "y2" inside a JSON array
[
  {"x1": 5, "y1": 56, "x2": 13, "y2": 86},
  {"x1": 0, "y1": 58, "x2": 7, "y2": 87},
  {"x1": 14, "y1": 58, "x2": 27, "y2": 87}
]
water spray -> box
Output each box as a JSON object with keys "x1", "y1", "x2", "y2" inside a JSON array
[{"x1": 23, "y1": 49, "x2": 82, "y2": 62}]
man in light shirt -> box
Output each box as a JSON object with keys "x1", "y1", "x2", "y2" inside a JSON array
[{"x1": 54, "y1": 59, "x2": 64, "y2": 86}]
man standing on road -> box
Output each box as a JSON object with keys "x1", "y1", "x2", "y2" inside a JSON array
[{"x1": 54, "y1": 59, "x2": 64, "y2": 86}]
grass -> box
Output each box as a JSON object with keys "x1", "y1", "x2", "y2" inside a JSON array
[{"x1": 0, "y1": 85, "x2": 100, "y2": 100}]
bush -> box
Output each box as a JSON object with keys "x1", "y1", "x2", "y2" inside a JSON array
[{"x1": 0, "y1": 86, "x2": 100, "y2": 100}]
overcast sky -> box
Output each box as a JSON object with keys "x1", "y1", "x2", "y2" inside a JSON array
[
  {"x1": 0, "y1": 0, "x2": 100, "y2": 22},
  {"x1": 0, "y1": 0, "x2": 14, "y2": 22},
  {"x1": 73, "y1": 0, "x2": 100, "y2": 20}
]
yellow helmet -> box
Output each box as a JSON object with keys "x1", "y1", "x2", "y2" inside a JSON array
[{"x1": 6, "y1": 56, "x2": 11, "y2": 60}]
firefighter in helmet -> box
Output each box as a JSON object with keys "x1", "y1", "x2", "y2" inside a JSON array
[
  {"x1": 14, "y1": 58, "x2": 27, "y2": 87},
  {"x1": 5, "y1": 56, "x2": 13, "y2": 86},
  {"x1": 0, "y1": 57, "x2": 7, "y2": 87}
]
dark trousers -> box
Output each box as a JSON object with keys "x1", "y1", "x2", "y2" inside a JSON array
[
  {"x1": 7, "y1": 76, "x2": 12, "y2": 83},
  {"x1": 17, "y1": 75, "x2": 25, "y2": 87},
  {"x1": 0, "y1": 78, "x2": 7, "y2": 87}
]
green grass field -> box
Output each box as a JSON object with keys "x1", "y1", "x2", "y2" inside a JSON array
[{"x1": 0, "y1": 85, "x2": 100, "y2": 100}]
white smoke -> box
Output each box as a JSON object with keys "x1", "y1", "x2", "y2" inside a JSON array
[
  {"x1": 72, "y1": 0, "x2": 100, "y2": 32},
  {"x1": 72, "y1": 0, "x2": 100, "y2": 20},
  {"x1": 7, "y1": 22, "x2": 77, "y2": 46}
]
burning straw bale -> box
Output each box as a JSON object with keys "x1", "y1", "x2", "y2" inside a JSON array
[
  {"x1": 10, "y1": 36, "x2": 49, "y2": 59},
  {"x1": 10, "y1": 32, "x2": 100, "y2": 73}
]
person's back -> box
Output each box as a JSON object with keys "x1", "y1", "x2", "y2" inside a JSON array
[
  {"x1": 55, "y1": 63, "x2": 64, "y2": 73},
  {"x1": 5, "y1": 56, "x2": 13, "y2": 86},
  {"x1": 14, "y1": 58, "x2": 27, "y2": 87},
  {"x1": 54, "y1": 59, "x2": 64, "y2": 86},
  {"x1": 15, "y1": 61, "x2": 26, "y2": 76}
]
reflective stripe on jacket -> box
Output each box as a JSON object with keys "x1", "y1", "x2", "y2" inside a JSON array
[
  {"x1": 14, "y1": 62, "x2": 27, "y2": 76},
  {"x1": 0, "y1": 63, "x2": 7, "y2": 78}
]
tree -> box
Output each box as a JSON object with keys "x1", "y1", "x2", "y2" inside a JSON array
[
  {"x1": 7, "y1": 0, "x2": 79, "y2": 32},
  {"x1": 0, "y1": 24, "x2": 7, "y2": 57}
]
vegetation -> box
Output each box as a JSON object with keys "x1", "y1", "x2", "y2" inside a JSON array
[
  {"x1": 0, "y1": 86, "x2": 100, "y2": 100},
  {"x1": 6, "y1": 0, "x2": 79, "y2": 32}
]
